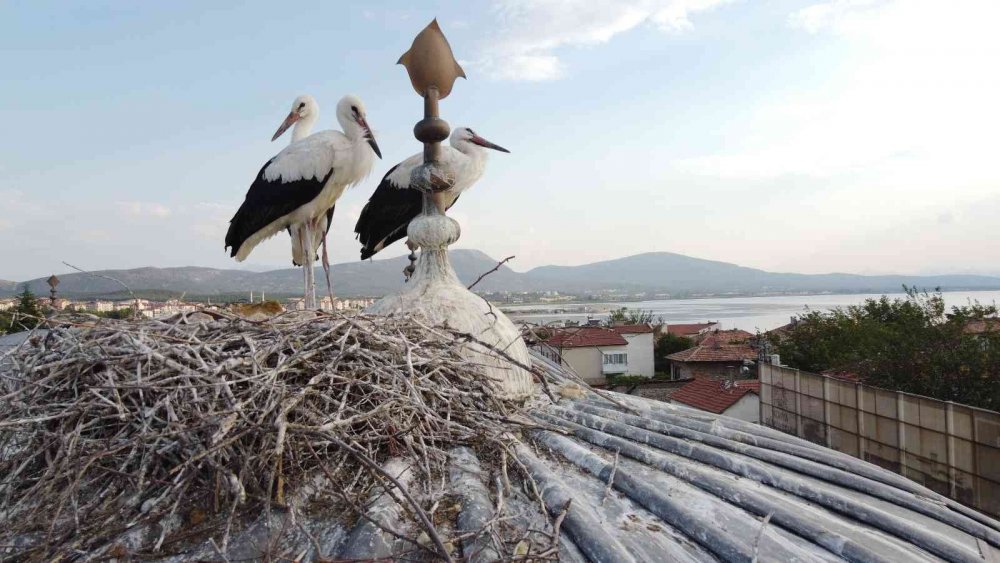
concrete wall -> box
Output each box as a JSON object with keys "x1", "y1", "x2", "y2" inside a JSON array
[
  {"x1": 558, "y1": 345, "x2": 627, "y2": 385},
  {"x1": 559, "y1": 347, "x2": 602, "y2": 384},
  {"x1": 760, "y1": 362, "x2": 1000, "y2": 518},
  {"x1": 623, "y1": 333, "x2": 654, "y2": 377},
  {"x1": 723, "y1": 394, "x2": 759, "y2": 423}
]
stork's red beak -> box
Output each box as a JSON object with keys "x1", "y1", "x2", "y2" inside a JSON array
[
  {"x1": 357, "y1": 116, "x2": 382, "y2": 159},
  {"x1": 470, "y1": 134, "x2": 510, "y2": 153},
  {"x1": 271, "y1": 111, "x2": 300, "y2": 142}
]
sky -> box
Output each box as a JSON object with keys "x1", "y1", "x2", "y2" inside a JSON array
[{"x1": 3, "y1": 0, "x2": 1000, "y2": 282}]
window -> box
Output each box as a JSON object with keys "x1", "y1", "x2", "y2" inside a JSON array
[{"x1": 603, "y1": 353, "x2": 627, "y2": 365}]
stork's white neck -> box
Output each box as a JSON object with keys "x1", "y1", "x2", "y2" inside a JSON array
[
  {"x1": 449, "y1": 142, "x2": 489, "y2": 193},
  {"x1": 292, "y1": 112, "x2": 319, "y2": 142},
  {"x1": 337, "y1": 114, "x2": 366, "y2": 141}
]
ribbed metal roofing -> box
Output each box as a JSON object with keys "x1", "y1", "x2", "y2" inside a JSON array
[{"x1": 152, "y1": 351, "x2": 1000, "y2": 561}]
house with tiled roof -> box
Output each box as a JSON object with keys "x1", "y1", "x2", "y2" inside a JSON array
[
  {"x1": 533, "y1": 326, "x2": 629, "y2": 384},
  {"x1": 694, "y1": 328, "x2": 753, "y2": 346},
  {"x1": 533, "y1": 324, "x2": 656, "y2": 384},
  {"x1": 670, "y1": 378, "x2": 761, "y2": 422},
  {"x1": 664, "y1": 321, "x2": 719, "y2": 338},
  {"x1": 666, "y1": 339, "x2": 757, "y2": 381}
]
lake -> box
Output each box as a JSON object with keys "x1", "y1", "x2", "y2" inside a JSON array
[{"x1": 502, "y1": 290, "x2": 1000, "y2": 332}]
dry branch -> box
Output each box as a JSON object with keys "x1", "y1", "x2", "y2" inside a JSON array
[{"x1": 467, "y1": 255, "x2": 515, "y2": 290}]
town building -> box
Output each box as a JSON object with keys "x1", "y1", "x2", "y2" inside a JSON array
[
  {"x1": 534, "y1": 326, "x2": 629, "y2": 385},
  {"x1": 664, "y1": 321, "x2": 719, "y2": 338},
  {"x1": 693, "y1": 328, "x2": 753, "y2": 346},
  {"x1": 290, "y1": 296, "x2": 376, "y2": 311},
  {"x1": 532, "y1": 324, "x2": 658, "y2": 384},
  {"x1": 609, "y1": 323, "x2": 656, "y2": 377},
  {"x1": 666, "y1": 339, "x2": 757, "y2": 380},
  {"x1": 670, "y1": 377, "x2": 761, "y2": 422}
]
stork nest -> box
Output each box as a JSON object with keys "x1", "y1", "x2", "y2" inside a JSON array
[{"x1": 0, "y1": 310, "x2": 554, "y2": 561}]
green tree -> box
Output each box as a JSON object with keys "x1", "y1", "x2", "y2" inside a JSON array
[
  {"x1": 607, "y1": 306, "x2": 660, "y2": 325},
  {"x1": 773, "y1": 287, "x2": 1000, "y2": 410},
  {"x1": 93, "y1": 307, "x2": 134, "y2": 320},
  {"x1": 1, "y1": 286, "x2": 43, "y2": 335},
  {"x1": 654, "y1": 332, "x2": 693, "y2": 372}
]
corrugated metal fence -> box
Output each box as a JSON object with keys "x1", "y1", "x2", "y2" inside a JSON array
[{"x1": 760, "y1": 362, "x2": 1000, "y2": 518}]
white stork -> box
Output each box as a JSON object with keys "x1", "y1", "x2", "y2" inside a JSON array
[
  {"x1": 268, "y1": 94, "x2": 333, "y2": 302},
  {"x1": 354, "y1": 127, "x2": 507, "y2": 259},
  {"x1": 226, "y1": 94, "x2": 382, "y2": 308}
]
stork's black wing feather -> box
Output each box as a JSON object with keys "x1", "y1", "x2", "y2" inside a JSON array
[
  {"x1": 354, "y1": 165, "x2": 418, "y2": 259},
  {"x1": 355, "y1": 165, "x2": 464, "y2": 260},
  {"x1": 225, "y1": 161, "x2": 332, "y2": 258}
]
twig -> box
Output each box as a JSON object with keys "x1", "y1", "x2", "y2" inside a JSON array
[
  {"x1": 61, "y1": 261, "x2": 140, "y2": 318},
  {"x1": 467, "y1": 255, "x2": 515, "y2": 290}
]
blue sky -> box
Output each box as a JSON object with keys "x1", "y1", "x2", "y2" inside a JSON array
[{"x1": 3, "y1": 0, "x2": 1000, "y2": 281}]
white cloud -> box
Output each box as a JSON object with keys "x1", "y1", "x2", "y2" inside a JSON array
[
  {"x1": 116, "y1": 201, "x2": 172, "y2": 219},
  {"x1": 788, "y1": 0, "x2": 886, "y2": 34},
  {"x1": 477, "y1": 0, "x2": 732, "y2": 81},
  {"x1": 675, "y1": 0, "x2": 1000, "y2": 190}
]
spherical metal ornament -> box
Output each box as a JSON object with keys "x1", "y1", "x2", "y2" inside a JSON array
[{"x1": 414, "y1": 116, "x2": 450, "y2": 144}]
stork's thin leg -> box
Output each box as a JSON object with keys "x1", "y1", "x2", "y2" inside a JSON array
[
  {"x1": 299, "y1": 227, "x2": 309, "y2": 309},
  {"x1": 304, "y1": 222, "x2": 316, "y2": 309},
  {"x1": 321, "y1": 232, "x2": 334, "y2": 310}
]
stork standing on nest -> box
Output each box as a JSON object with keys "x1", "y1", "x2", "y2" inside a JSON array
[
  {"x1": 268, "y1": 95, "x2": 329, "y2": 300},
  {"x1": 354, "y1": 127, "x2": 507, "y2": 268},
  {"x1": 226, "y1": 95, "x2": 382, "y2": 309}
]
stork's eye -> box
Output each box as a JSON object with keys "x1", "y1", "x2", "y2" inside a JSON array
[
  {"x1": 351, "y1": 105, "x2": 359, "y2": 114},
  {"x1": 467, "y1": 128, "x2": 475, "y2": 135},
  {"x1": 298, "y1": 103, "x2": 306, "y2": 110}
]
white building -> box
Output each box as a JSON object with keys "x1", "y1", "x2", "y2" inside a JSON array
[
  {"x1": 531, "y1": 324, "x2": 659, "y2": 385},
  {"x1": 532, "y1": 327, "x2": 633, "y2": 385},
  {"x1": 610, "y1": 324, "x2": 656, "y2": 377}
]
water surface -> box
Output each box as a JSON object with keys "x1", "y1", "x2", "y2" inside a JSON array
[{"x1": 503, "y1": 291, "x2": 1000, "y2": 332}]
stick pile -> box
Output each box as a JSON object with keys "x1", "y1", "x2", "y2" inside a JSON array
[{"x1": 0, "y1": 310, "x2": 540, "y2": 560}]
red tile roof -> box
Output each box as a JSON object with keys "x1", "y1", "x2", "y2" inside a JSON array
[
  {"x1": 545, "y1": 327, "x2": 628, "y2": 348},
  {"x1": 666, "y1": 343, "x2": 756, "y2": 363},
  {"x1": 671, "y1": 378, "x2": 760, "y2": 414},
  {"x1": 611, "y1": 324, "x2": 655, "y2": 335},
  {"x1": 665, "y1": 322, "x2": 718, "y2": 337},
  {"x1": 696, "y1": 329, "x2": 753, "y2": 346}
]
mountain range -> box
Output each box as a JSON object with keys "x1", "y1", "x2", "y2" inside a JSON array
[{"x1": 5, "y1": 250, "x2": 1000, "y2": 299}]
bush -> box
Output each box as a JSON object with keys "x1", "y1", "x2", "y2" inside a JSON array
[
  {"x1": 774, "y1": 287, "x2": 1000, "y2": 410},
  {"x1": 0, "y1": 286, "x2": 42, "y2": 335}
]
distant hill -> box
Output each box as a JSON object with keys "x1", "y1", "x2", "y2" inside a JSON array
[
  {"x1": 4, "y1": 250, "x2": 522, "y2": 299},
  {"x1": 6, "y1": 250, "x2": 1000, "y2": 299},
  {"x1": 524, "y1": 252, "x2": 1000, "y2": 295}
]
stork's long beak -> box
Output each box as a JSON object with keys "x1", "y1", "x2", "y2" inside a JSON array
[
  {"x1": 272, "y1": 111, "x2": 300, "y2": 142},
  {"x1": 470, "y1": 134, "x2": 510, "y2": 153},
  {"x1": 357, "y1": 116, "x2": 382, "y2": 159},
  {"x1": 357, "y1": 115, "x2": 382, "y2": 159}
]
